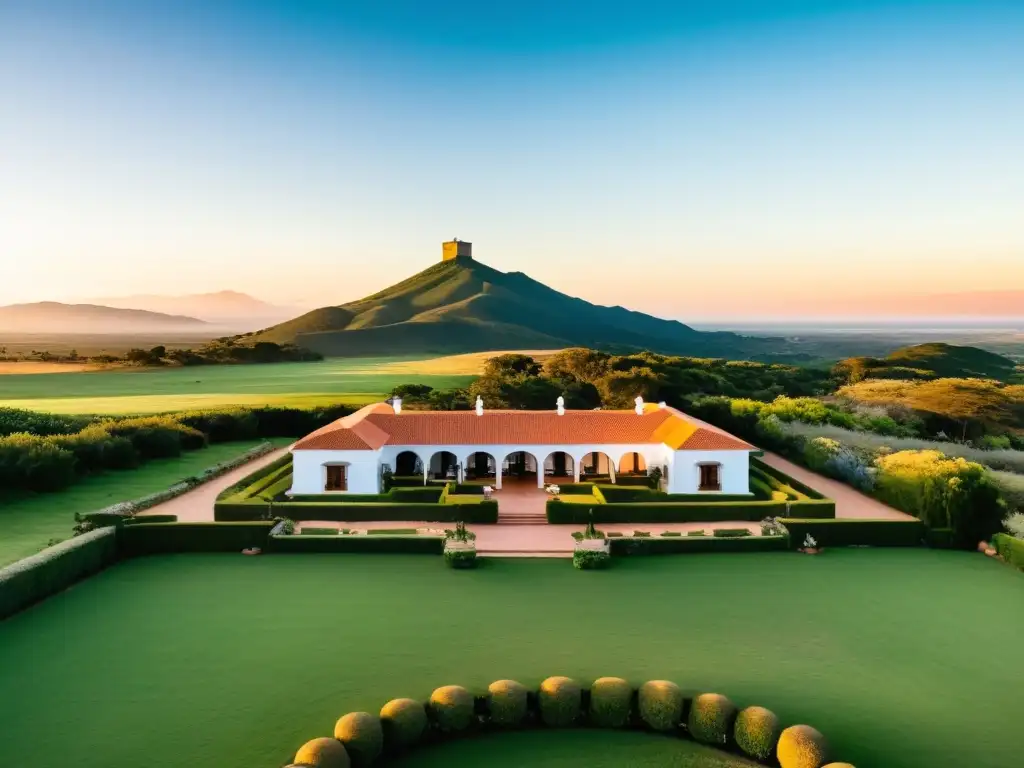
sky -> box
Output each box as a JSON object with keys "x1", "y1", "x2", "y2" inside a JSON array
[{"x1": 1, "y1": 0, "x2": 1022, "y2": 320}]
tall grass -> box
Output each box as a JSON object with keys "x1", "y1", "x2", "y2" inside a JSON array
[{"x1": 783, "y1": 422, "x2": 1024, "y2": 474}]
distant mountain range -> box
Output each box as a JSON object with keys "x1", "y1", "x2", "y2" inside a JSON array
[
  {"x1": 0, "y1": 302, "x2": 207, "y2": 334},
  {"x1": 246, "y1": 253, "x2": 786, "y2": 358},
  {"x1": 835, "y1": 342, "x2": 1021, "y2": 383},
  {"x1": 87, "y1": 290, "x2": 297, "y2": 329}
]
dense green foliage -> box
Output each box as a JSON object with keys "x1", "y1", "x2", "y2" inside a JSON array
[
  {"x1": 610, "y1": 536, "x2": 788, "y2": 555},
  {"x1": 834, "y1": 343, "x2": 1018, "y2": 384},
  {"x1": 688, "y1": 693, "x2": 738, "y2": 745},
  {"x1": 487, "y1": 680, "x2": 529, "y2": 727},
  {"x1": 638, "y1": 680, "x2": 683, "y2": 732},
  {"x1": 538, "y1": 676, "x2": 582, "y2": 727},
  {"x1": 777, "y1": 519, "x2": 925, "y2": 548},
  {"x1": 588, "y1": 677, "x2": 633, "y2": 728},
  {"x1": 333, "y1": 712, "x2": 383, "y2": 767},
  {"x1": 733, "y1": 706, "x2": 782, "y2": 761},
  {"x1": 0, "y1": 527, "x2": 118, "y2": 621},
  {"x1": 992, "y1": 533, "x2": 1024, "y2": 569},
  {"x1": 118, "y1": 522, "x2": 274, "y2": 556}
]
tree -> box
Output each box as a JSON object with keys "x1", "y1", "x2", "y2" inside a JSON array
[
  {"x1": 483, "y1": 354, "x2": 541, "y2": 379},
  {"x1": 427, "y1": 388, "x2": 471, "y2": 410},
  {"x1": 595, "y1": 368, "x2": 665, "y2": 409},
  {"x1": 391, "y1": 383, "x2": 434, "y2": 400},
  {"x1": 542, "y1": 348, "x2": 611, "y2": 383}
]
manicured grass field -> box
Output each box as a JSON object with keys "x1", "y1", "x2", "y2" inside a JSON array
[
  {"x1": 0, "y1": 357, "x2": 475, "y2": 415},
  {"x1": 0, "y1": 550, "x2": 1020, "y2": 768},
  {"x1": 0, "y1": 439, "x2": 290, "y2": 566}
]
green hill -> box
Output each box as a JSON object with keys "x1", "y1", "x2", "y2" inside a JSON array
[
  {"x1": 834, "y1": 342, "x2": 1019, "y2": 383},
  {"x1": 248, "y1": 256, "x2": 784, "y2": 358}
]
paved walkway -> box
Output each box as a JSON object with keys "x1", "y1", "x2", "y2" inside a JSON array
[
  {"x1": 138, "y1": 446, "x2": 292, "y2": 522},
  {"x1": 759, "y1": 452, "x2": 913, "y2": 521}
]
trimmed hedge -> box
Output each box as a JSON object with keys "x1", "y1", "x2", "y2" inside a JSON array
[
  {"x1": 293, "y1": 737, "x2": 350, "y2": 768},
  {"x1": 549, "y1": 499, "x2": 788, "y2": 524},
  {"x1": 688, "y1": 693, "x2": 737, "y2": 745},
  {"x1": 487, "y1": 680, "x2": 528, "y2": 727},
  {"x1": 0, "y1": 527, "x2": 118, "y2": 621},
  {"x1": 118, "y1": 522, "x2": 274, "y2": 556},
  {"x1": 734, "y1": 705, "x2": 782, "y2": 761},
  {"x1": 610, "y1": 536, "x2": 788, "y2": 555},
  {"x1": 638, "y1": 680, "x2": 683, "y2": 732},
  {"x1": 538, "y1": 676, "x2": 582, "y2": 727},
  {"x1": 777, "y1": 724, "x2": 830, "y2": 768},
  {"x1": 778, "y1": 518, "x2": 925, "y2": 548},
  {"x1": 993, "y1": 533, "x2": 1024, "y2": 569},
  {"x1": 427, "y1": 685, "x2": 475, "y2": 733},
  {"x1": 380, "y1": 698, "x2": 427, "y2": 751},
  {"x1": 589, "y1": 677, "x2": 633, "y2": 728},
  {"x1": 333, "y1": 712, "x2": 382, "y2": 767},
  {"x1": 268, "y1": 535, "x2": 444, "y2": 554},
  {"x1": 288, "y1": 487, "x2": 445, "y2": 504}
]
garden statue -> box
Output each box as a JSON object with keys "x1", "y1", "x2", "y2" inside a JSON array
[
  {"x1": 634, "y1": 395, "x2": 644, "y2": 415},
  {"x1": 475, "y1": 396, "x2": 484, "y2": 416},
  {"x1": 556, "y1": 396, "x2": 565, "y2": 415}
]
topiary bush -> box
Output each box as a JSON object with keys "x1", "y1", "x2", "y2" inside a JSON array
[
  {"x1": 333, "y1": 712, "x2": 382, "y2": 767},
  {"x1": 778, "y1": 724, "x2": 830, "y2": 768},
  {"x1": 734, "y1": 705, "x2": 782, "y2": 761},
  {"x1": 821, "y1": 764, "x2": 856, "y2": 768},
  {"x1": 428, "y1": 685, "x2": 475, "y2": 733},
  {"x1": 487, "y1": 679, "x2": 528, "y2": 727},
  {"x1": 588, "y1": 677, "x2": 633, "y2": 728},
  {"x1": 688, "y1": 692, "x2": 737, "y2": 745},
  {"x1": 638, "y1": 680, "x2": 683, "y2": 732},
  {"x1": 379, "y1": 698, "x2": 427, "y2": 751},
  {"x1": 538, "y1": 676, "x2": 582, "y2": 727},
  {"x1": 293, "y1": 736, "x2": 350, "y2": 768}
]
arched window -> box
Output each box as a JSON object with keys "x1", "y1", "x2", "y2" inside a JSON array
[{"x1": 698, "y1": 463, "x2": 722, "y2": 492}]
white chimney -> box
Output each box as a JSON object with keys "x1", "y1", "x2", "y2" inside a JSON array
[
  {"x1": 634, "y1": 396, "x2": 644, "y2": 415},
  {"x1": 475, "y1": 396, "x2": 484, "y2": 416},
  {"x1": 556, "y1": 396, "x2": 565, "y2": 416},
  {"x1": 392, "y1": 397, "x2": 402, "y2": 414}
]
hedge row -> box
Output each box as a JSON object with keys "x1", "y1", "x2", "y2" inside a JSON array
[
  {"x1": 548, "y1": 499, "x2": 787, "y2": 524},
  {"x1": 610, "y1": 536, "x2": 788, "y2": 555},
  {"x1": 992, "y1": 533, "x2": 1024, "y2": 569},
  {"x1": 218, "y1": 500, "x2": 499, "y2": 523},
  {"x1": 0, "y1": 527, "x2": 119, "y2": 621},
  {"x1": 286, "y1": 676, "x2": 849, "y2": 768},
  {"x1": 118, "y1": 522, "x2": 275, "y2": 556},
  {"x1": 216, "y1": 453, "x2": 293, "y2": 504},
  {"x1": 751, "y1": 458, "x2": 826, "y2": 500},
  {"x1": 268, "y1": 534, "x2": 444, "y2": 554},
  {"x1": 778, "y1": 518, "x2": 926, "y2": 548}
]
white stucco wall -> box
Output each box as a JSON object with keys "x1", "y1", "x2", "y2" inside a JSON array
[
  {"x1": 668, "y1": 450, "x2": 751, "y2": 494},
  {"x1": 290, "y1": 449, "x2": 382, "y2": 495}
]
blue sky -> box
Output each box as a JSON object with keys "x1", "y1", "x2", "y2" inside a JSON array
[{"x1": 1, "y1": 1, "x2": 1022, "y2": 318}]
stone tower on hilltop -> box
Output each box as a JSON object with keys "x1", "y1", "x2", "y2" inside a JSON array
[{"x1": 442, "y1": 238, "x2": 472, "y2": 261}]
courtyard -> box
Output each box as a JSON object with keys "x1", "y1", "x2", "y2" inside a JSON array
[{"x1": 0, "y1": 549, "x2": 1019, "y2": 768}]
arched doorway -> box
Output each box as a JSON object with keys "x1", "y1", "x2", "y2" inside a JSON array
[
  {"x1": 618, "y1": 451, "x2": 647, "y2": 476},
  {"x1": 395, "y1": 450, "x2": 422, "y2": 477},
  {"x1": 580, "y1": 451, "x2": 616, "y2": 483},
  {"x1": 502, "y1": 451, "x2": 539, "y2": 486},
  {"x1": 428, "y1": 450, "x2": 459, "y2": 481},
  {"x1": 465, "y1": 451, "x2": 497, "y2": 482},
  {"x1": 543, "y1": 451, "x2": 575, "y2": 485}
]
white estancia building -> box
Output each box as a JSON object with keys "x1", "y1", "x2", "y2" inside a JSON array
[{"x1": 289, "y1": 397, "x2": 758, "y2": 496}]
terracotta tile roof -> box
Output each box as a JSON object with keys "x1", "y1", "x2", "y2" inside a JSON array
[{"x1": 292, "y1": 402, "x2": 754, "y2": 452}]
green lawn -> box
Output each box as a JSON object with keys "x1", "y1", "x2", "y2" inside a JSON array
[
  {"x1": 0, "y1": 550, "x2": 1020, "y2": 768},
  {"x1": 0, "y1": 439, "x2": 290, "y2": 566},
  {"x1": 393, "y1": 730, "x2": 758, "y2": 767},
  {"x1": 0, "y1": 357, "x2": 475, "y2": 414}
]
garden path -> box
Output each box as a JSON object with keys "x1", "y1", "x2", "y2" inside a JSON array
[
  {"x1": 759, "y1": 452, "x2": 914, "y2": 521},
  {"x1": 137, "y1": 445, "x2": 292, "y2": 523}
]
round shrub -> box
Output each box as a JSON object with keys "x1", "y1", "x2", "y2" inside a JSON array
[
  {"x1": 428, "y1": 685, "x2": 475, "y2": 733},
  {"x1": 638, "y1": 680, "x2": 683, "y2": 732},
  {"x1": 821, "y1": 764, "x2": 856, "y2": 768},
  {"x1": 333, "y1": 711, "x2": 383, "y2": 766},
  {"x1": 379, "y1": 698, "x2": 427, "y2": 751},
  {"x1": 688, "y1": 693, "x2": 737, "y2": 745},
  {"x1": 293, "y1": 737, "x2": 350, "y2": 768},
  {"x1": 778, "y1": 724, "x2": 830, "y2": 768},
  {"x1": 588, "y1": 677, "x2": 633, "y2": 728},
  {"x1": 734, "y1": 706, "x2": 782, "y2": 761},
  {"x1": 538, "y1": 676, "x2": 582, "y2": 727},
  {"x1": 487, "y1": 679, "x2": 528, "y2": 727}
]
